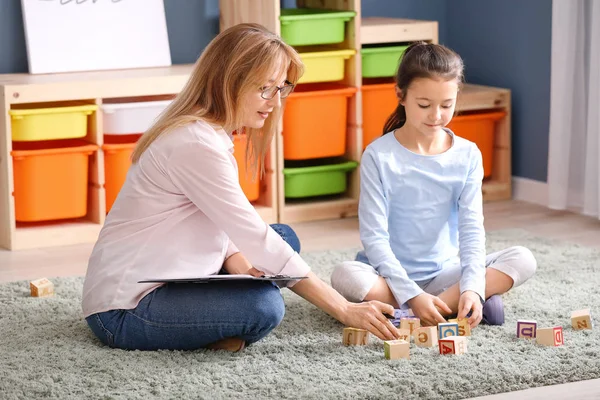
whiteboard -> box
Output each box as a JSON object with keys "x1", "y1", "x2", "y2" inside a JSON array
[{"x1": 21, "y1": 0, "x2": 172, "y2": 74}]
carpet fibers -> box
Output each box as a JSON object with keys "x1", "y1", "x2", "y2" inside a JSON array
[{"x1": 1, "y1": 229, "x2": 599, "y2": 399}]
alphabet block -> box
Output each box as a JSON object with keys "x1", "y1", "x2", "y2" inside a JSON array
[
  {"x1": 400, "y1": 317, "x2": 420, "y2": 334},
  {"x1": 536, "y1": 326, "x2": 564, "y2": 346},
  {"x1": 384, "y1": 339, "x2": 409, "y2": 360},
  {"x1": 516, "y1": 320, "x2": 537, "y2": 339},
  {"x1": 343, "y1": 327, "x2": 369, "y2": 346},
  {"x1": 438, "y1": 322, "x2": 459, "y2": 339},
  {"x1": 438, "y1": 336, "x2": 467, "y2": 355},
  {"x1": 388, "y1": 309, "x2": 409, "y2": 327},
  {"x1": 395, "y1": 328, "x2": 411, "y2": 342},
  {"x1": 391, "y1": 308, "x2": 415, "y2": 320},
  {"x1": 448, "y1": 318, "x2": 471, "y2": 336},
  {"x1": 571, "y1": 309, "x2": 593, "y2": 330},
  {"x1": 30, "y1": 278, "x2": 54, "y2": 298},
  {"x1": 413, "y1": 326, "x2": 438, "y2": 348}
]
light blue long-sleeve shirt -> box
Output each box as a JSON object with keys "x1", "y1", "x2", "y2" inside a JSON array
[{"x1": 358, "y1": 129, "x2": 486, "y2": 308}]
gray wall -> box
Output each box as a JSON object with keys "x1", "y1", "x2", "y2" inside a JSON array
[
  {"x1": 0, "y1": 0, "x2": 551, "y2": 182},
  {"x1": 0, "y1": 0, "x2": 28, "y2": 74},
  {"x1": 165, "y1": 0, "x2": 220, "y2": 64},
  {"x1": 446, "y1": 0, "x2": 552, "y2": 182}
]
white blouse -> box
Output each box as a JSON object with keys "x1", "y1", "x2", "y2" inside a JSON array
[{"x1": 82, "y1": 120, "x2": 310, "y2": 317}]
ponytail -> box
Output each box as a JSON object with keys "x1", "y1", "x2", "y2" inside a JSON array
[{"x1": 382, "y1": 103, "x2": 406, "y2": 135}]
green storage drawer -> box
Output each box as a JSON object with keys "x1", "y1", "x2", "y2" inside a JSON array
[
  {"x1": 361, "y1": 45, "x2": 409, "y2": 78},
  {"x1": 283, "y1": 161, "x2": 358, "y2": 198},
  {"x1": 279, "y1": 8, "x2": 356, "y2": 46}
]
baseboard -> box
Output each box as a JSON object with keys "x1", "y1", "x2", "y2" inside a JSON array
[{"x1": 511, "y1": 177, "x2": 548, "y2": 207}]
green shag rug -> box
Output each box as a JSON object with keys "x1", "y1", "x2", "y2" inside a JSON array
[{"x1": 0, "y1": 229, "x2": 599, "y2": 400}]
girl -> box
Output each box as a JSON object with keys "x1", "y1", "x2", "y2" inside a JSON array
[
  {"x1": 331, "y1": 42, "x2": 537, "y2": 328},
  {"x1": 82, "y1": 23, "x2": 401, "y2": 352}
]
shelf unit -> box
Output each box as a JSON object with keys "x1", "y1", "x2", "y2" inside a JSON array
[
  {"x1": 0, "y1": 67, "x2": 278, "y2": 250},
  {"x1": 220, "y1": 1, "x2": 444, "y2": 224},
  {"x1": 0, "y1": 3, "x2": 512, "y2": 250},
  {"x1": 221, "y1": 0, "x2": 364, "y2": 224},
  {"x1": 220, "y1": 1, "x2": 510, "y2": 223},
  {"x1": 454, "y1": 84, "x2": 512, "y2": 201}
]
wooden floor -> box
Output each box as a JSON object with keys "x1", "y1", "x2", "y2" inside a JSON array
[
  {"x1": 1, "y1": 199, "x2": 599, "y2": 399},
  {"x1": 3, "y1": 200, "x2": 600, "y2": 282}
]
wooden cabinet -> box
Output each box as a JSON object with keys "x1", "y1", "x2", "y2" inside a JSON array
[
  {"x1": 219, "y1": 0, "x2": 511, "y2": 223},
  {"x1": 0, "y1": 67, "x2": 277, "y2": 250},
  {"x1": 0, "y1": 3, "x2": 511, "y2": 250}
]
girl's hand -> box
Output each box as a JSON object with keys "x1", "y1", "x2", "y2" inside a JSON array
[
  {"x1": 407, "y1": 293, "x2": 452, "y2": 326},
  {"x1": 341, "y1": 300, "x2": 401, "y2": 341},
  {"x1": 458, "y1": 290, "x2": 483, "y2": 328},
  {"x1": 223, "y1": 253, "x2": 265, "y2": 276}
]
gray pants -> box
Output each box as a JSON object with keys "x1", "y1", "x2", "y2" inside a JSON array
[{"x1": 330, "y1": 246, "x2": 537, "y2": 303}]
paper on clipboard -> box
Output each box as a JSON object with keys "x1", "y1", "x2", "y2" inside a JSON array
[{"x1": 138, "y1": 274, "x2": 308, "y2": 284}]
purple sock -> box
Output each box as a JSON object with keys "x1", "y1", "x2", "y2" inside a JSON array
[{"x1": 481, "y1": 295, "x2": 505, "y2": 325}]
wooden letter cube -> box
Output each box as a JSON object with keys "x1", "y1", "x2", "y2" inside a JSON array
[
  {"x1": 439, "y1": 336, "x2": 467, "y2": 355},
  {"x1": 343, "y1": 327, "x2": 369, "y2": 346},
  {"x1": 400, "y1": 317, "x2": 421, "y2": 334},
  {"x1": 390, "y1": 309, "x2": 415, "y2": 326},
  {"x1": 384, "y1": 339, "x2": 409, "y2": 360},
  {"x1": 413, "y1": 326, "x2": 438, "y2": 348},
  {"x1": 438, "y1": 322, "x2": 459, "y2": 339},
  {"x1": 536, "y1": 326, "x2": 564, "y2": 346},
  {"x1": 395, "y1": 328, "x2": 411, "y2": 342},
  {"x1": 571, "y1": 309, "x2": 593, "y2": 330},
  {"x1": 517, "y1": 320, "x2": 537, "y2": 338},
  {"x1": 448, "y1": 318, "x2": 471, "y2": 336},
  {"x1": 30, "y1": 278, "x2": 54, "y2": 298}
]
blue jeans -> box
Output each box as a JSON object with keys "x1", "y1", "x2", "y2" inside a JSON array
[{"x1": 85, "y1": 224, "x2": 301, "y2": 351}]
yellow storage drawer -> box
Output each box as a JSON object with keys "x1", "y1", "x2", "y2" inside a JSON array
[
  {"x1": 298, "y1": 49, "x2": 356, "y2": 83},
  {"x1": 9, "y1": 104, "x2": 97, "y2": 141}
]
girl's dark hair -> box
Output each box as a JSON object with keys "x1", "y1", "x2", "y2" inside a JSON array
[{"x1": 382, "y1": 41, "x2": 464, "y2": 135}]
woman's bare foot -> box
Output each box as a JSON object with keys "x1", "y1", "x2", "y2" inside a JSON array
[{"x1": 206, "y1": 338, "x2": 246, "y2": 352}]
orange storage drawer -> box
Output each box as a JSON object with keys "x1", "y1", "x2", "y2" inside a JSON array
[
  {"x1": 283, "y1": 83, "x2": 357, "y2": 160},
  {"x1": 362, "y1": 81, "x2": 397, "y2": 150},
  {"x1": 102, "y1": 134, "x2": 141, "y2": 213},
  {"x1": 11, "y1": 140, "x2": 98, "y2": 222},
  {"x1": 232, "y1": 133, "x2": 260, "y2": 202},
  {"x1": 447, "y1": 111, "x2": 506, "y2": 179}
]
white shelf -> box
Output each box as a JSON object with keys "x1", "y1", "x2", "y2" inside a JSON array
[{"x1": 361, "y1": 18, "x2": 439, "y2": 45}]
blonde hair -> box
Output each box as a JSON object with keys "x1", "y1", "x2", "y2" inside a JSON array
[{"x1": 131, "y1": 23, "x2": 304, "y2": 178}]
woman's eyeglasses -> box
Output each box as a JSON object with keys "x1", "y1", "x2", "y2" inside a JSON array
[{"x1": 261, "y1": 81, "x2": 295, "y2": 100}]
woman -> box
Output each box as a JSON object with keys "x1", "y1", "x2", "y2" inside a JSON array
[{"x1": 82, "y1": 23, "x2": 400, "y2": 352}]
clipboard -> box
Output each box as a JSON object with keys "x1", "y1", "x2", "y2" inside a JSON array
[{"x1": 138, "y1": 274, "x2": 308, "y2": 284}]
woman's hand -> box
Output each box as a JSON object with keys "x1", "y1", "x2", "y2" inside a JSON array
[
  {"x1": 407, "y1": 293, "x2": 452, "y2": 326},
  {"x1": 458, "y1": 290, "x2": 483, "y2": 328},
  {"x1": 289, "y1": 271, "x2": 400, "y2": 341},
  {"x1": 223, "y1": 252, "x2": 264, "y2": 276},
  {"x1": 340, "y1": 300, "x2": 401, "y2": 341}
]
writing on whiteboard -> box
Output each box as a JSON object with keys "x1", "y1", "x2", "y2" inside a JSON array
[{"x1": 38, "y1": 0, "x2": 124, "y2": 4}]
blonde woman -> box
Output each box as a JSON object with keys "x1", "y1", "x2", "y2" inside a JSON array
[{"x1": 82, "y1": 23, "x2": 400, "y2": 352}]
